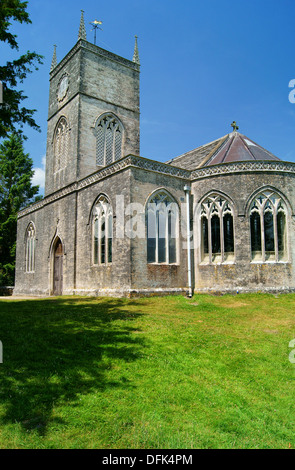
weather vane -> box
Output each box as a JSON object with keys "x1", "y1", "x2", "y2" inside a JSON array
[{"x1": 90, "y1": 19, "x2": 103, "y2": 45}]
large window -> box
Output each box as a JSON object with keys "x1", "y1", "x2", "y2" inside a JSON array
[
  {"x1": 54, "y1": 116, "x2": 69, "y2": 173},
  {"x1": 26, "y1": 223, "x2": 36, "y2": 273},
  {"x1": 92, "y1": 196, "x2": 113, "y2": 265},
  {"x1": 250, "y1": 190, "x2": 287, "y2": 262},
  {"x1": 95, "y1": 113, "x2": 123, "y2": 167},
  {"x1": 146, "y1": 191, "x2": 178, "y2": 264},
  {"x1": 200, "y1": 194, "x2": 234, "y2": 263}
]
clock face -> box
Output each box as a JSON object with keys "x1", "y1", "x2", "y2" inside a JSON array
[{"x1": 57, "y1": 75, "x2": 69, "y2": 102}]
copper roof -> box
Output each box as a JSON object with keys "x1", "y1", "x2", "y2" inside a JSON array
[{"x1": 166, "y1": 131, "x2": 281, "y2": 170}]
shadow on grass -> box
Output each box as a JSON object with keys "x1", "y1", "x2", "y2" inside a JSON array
[{"x1": 0, "y1": 297, "x2": 145, "y2": 436}]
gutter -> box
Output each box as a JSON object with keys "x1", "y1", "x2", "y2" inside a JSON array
[{"x1": 184, "y1": 185, "x2": 193, "y2": 298}]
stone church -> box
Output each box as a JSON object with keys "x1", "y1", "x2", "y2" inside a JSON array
[{"x1": 14, "y1": 12, "x2": 295, "y2": 297}]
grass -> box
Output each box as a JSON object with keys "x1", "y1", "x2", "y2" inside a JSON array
[{"x1": 0, "y1": 292, "x2": 295, "y2": 448}]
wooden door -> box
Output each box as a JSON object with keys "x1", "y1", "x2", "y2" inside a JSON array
[{"x1": 53, "y1": 239, "x2": 63, "y2": 295}]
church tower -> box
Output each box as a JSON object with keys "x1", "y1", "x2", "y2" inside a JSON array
[{"x1": 45, "y1": 11, "x2": 140, "y2": 195}]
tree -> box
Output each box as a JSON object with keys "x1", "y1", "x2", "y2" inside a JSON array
[
  {"x1": 0, "y1": 0, "x2": 43, "y2": 139},
  {"x1": 0, "y1": 133, "x2": 40, "y2": 285},
  {"x1": 0, "y1": 1, "x2": 43, "y2": 285}
]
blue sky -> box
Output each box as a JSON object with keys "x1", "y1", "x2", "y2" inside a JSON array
[{"x1": 2, "y1": 0, "x2": 295, "y2": 194}]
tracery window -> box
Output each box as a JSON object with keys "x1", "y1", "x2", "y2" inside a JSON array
[
  {"x1": 26, "y1": 223, "x2": 36, "y2": 273},
  {"x1": 200, "y1": 194, "x2": 234, "y2": 263},
  {"x1": 146, "y1": 191, "x2": 178, "y2": 264},
  {"x1": 54, "y1": 117, "x2": 69, "y2": 172},
  {"x1": 250, "y1": 190, "x2": 287, "y2": 262},
  {"x1": 96, "y1": 114, "x2": 123, "y2": 166},
  {"x1": 92, "y1": 196, "x2": 113, "y2": 265}
]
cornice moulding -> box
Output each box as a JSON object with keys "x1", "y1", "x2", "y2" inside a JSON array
[{"x1": 18, "y1": 158, "x2": 295, "y2": 219}]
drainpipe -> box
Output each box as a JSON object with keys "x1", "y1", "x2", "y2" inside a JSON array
[{"x1": 184, "y1": 185, "x2": 193, "y2": 298}]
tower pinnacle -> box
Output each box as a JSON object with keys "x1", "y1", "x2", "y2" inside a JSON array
[
  {"x1": 132, "y1": 35, "x2": 140, "y2": 65},
  {"x1": 78, "y1": 10, "x2": 87, "y2": 40},
  {"x1": 50, "y1": 45, "x2": 57, "y2": 71}
]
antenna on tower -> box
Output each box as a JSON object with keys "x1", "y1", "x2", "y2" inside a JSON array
[{"x1": 90, "y1": 19, "x2": 103, "y2": 45}]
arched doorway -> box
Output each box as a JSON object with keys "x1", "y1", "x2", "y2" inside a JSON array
[{"x1": 53, "y1": 238, "x2": 63, "y2": 295}]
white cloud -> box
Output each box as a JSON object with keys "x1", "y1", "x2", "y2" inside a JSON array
[{"x1": 32, "y1": 155, "x2": 46, "y2": 191}]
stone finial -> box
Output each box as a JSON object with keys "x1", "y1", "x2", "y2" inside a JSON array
[
  {"x1": 50, "y1": 45, "x2": 57, "y2": 71},
  {"x1": 78, "y1": 10, "x2": 87, "y2": 40},
  {"x1": 132, "y1": 35, "x2": 140, "y2": 65}
]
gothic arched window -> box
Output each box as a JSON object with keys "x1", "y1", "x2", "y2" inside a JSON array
[
  {"x1": 200, "y1": 194, "x2": 235, "y2": 263},
  {"x1": 146, "y1": 190, "x2": 178, "y2": 264},
  {"x1": 95, "y1": 114, "x2": 123, "y2": 166},
  {"x1": 26, "y1": 223, "x2": 36, "y2": 273},
  {"x1": 250, "y1": 190, "x2": 287, "y2": 262},
  {"x1": 54, "y1": 117, "x2": 69, "y2": 172},
  {"x1": 92, "y1": 196, "x2": 113, "y2": 265}
]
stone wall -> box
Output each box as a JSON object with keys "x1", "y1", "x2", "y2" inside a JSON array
[
  {"x1": 15, "y1": 162, "x2": 191, "y2": 297},
  {"x1": 16, "y1": 157, "x2": 295, "y2": 297},
  {"x1": 15, "y1": 192, "x2": 77, "y2": 296},
  {"x1": 191, "y1": 171, "x2": 295, "y2": 292},
  {"x1": 129, "y1": 167, "x2": 190, "y2": 293},
  {"x1": 74, "y1": 168, "x2": 132, "y2": 294}
]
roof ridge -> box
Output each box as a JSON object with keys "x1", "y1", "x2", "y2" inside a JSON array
[
  {"x1": 197, "y1": 135, "x2": 229, "y2": 168},
  {"x1": 220, "y1": 133, "x2": 235, "y2": 164}
]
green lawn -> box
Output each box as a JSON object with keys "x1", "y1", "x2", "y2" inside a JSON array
[{"x1": 0, "y1": 293, "x2": 295, "y2": 449}]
